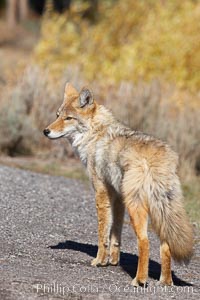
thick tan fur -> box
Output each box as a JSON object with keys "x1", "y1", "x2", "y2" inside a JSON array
[{"x1": 44, "y1": 83, "x2": 194, "y2": 286}]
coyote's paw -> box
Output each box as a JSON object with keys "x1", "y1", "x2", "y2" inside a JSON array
[
  {"x1": 109, "y1": 255, "x2": 120, "y2": 266},
  {"x1": 109, "y1": 247, "x2": 120, "y2": 266},
  {"x1": 157, "y1": 279, "x2": 173, "y2": 286},
  {"x1": 109, "y1": 258, "x2": 119, "y2": 266},
  {"x1": 131, "y1": 277, "x2": 147, "y2": 287},
  {"x1": 91, "y1": 257, "x2": 108, "y2": 267}
]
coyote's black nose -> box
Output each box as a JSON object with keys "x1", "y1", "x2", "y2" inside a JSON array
[{"x1": 43, "y1": 128, "x2": 50, "y2": 136}]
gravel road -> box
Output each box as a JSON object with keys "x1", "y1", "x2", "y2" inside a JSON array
[{"x1": 0, "y1": 165, "x2": 199, "y2": 300}]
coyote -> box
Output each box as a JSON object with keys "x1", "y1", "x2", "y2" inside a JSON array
[{"x1": 44, "y1": 83, "x2": 193, "y2": 286}]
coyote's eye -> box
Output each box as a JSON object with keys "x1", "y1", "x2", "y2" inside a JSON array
[{"x1": 65, "y1": 116, "x2": 73, "y2": 121}]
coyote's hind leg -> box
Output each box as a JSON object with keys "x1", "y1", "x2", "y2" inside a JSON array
[
  {"x1": 127, "y1": 203, "x2": 149, "y2": 286},
  {"x1": 159, "y1": 241, "x2": 173, "y2": 285}
]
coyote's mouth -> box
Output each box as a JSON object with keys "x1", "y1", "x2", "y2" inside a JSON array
[{"x1": 43, "y1": 129, "x2": 66, "y2": 139}]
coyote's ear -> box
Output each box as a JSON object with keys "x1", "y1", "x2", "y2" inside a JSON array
[
  {"x1": 64, "y1": 82, "x2": 78, "y2": 98},
  {"x1": 79, "y1": 88, "x2": 93, "y2": 108}
]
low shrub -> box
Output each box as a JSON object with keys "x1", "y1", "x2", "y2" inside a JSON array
[{"x1": 0, "y1": 66, "x2": 199, "y2": 179}]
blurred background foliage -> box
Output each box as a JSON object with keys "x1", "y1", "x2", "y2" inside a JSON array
[{"x1": 35, "y1": 0, "x2": 200, "y2": 92}]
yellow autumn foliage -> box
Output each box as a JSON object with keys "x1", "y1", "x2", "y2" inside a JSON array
[{"x1": 35, "y1": 0, "x2": 200, "y2": 91}]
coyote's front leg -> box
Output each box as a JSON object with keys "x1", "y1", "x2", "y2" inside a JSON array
[
  {"x1": 91, "y1": 185, "x2": 112, "y2": 267},
  {"x1": 109, "y1": 197, "x2": 124, "y2": 265}
]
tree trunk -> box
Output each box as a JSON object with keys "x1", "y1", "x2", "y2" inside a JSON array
[
  {"x1": 44, "y1": 0, "x2": 53, "y2": 14},
  {"x1": 53, "y1": 0, "x2": 71, "y2": 13},
  {"x1": 19, "y1": 0, "x2": 29, "y2": 21},
  {"x1": 83, "y1": 0, "x2": 99, "y2": 22},
  {"x1": 7, "y1": 0, "x2": 18, "y2": 28}
]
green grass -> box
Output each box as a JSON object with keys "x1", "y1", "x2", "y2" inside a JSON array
[
  {"x1": 41, "y1": 162, "x2": 88, "y2": 181},
  {"x1": 20, "y1": 161, "x2": 88, "y2": 182},
  {"x1": 0, "y1": 156, "x2": 89, "y2": 182},
  {"x1": 183, "y1": 178, "x2": 200, "y2": 225}
]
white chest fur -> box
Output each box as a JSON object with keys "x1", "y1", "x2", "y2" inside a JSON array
[{"x1": 71, "y1": 132, "x2": 89, "y2": 166}]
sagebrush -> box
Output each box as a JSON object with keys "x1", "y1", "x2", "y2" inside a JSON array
[{"x1": 0, "y1": 66, "x2": 199, "y2": 179}]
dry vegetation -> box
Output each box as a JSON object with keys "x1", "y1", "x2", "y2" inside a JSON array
[
  {"x1": 36, "y1": 0, "x2": 200, "y2": 91},
  {"x1": 0, "y1": 66, "x2": 199, "y2": 180}
]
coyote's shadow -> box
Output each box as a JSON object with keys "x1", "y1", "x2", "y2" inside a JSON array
[{"x1": 49, "y1": 240, "x2": 192, "y2": 287}]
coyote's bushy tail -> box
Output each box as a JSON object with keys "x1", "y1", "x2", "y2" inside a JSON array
[
  {"x1": 122, "y1": 147, "x2": 194, "y2": 263},
  {"x1": 148, "y1": 174, "x2": 194, "y2": 263}
]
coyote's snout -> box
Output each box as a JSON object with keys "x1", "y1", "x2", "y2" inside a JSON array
[{"x1": 44, "y1": 82, "x2": 194, "y2": 286}]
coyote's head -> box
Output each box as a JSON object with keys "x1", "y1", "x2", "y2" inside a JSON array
[{"x1": 43, "y1": 83, "x2": 96, "y2": 140}]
